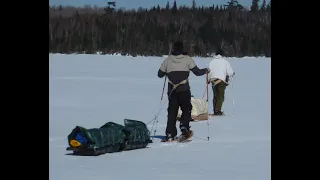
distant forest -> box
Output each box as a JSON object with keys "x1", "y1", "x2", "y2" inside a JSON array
[{"x1": 49, "y1": 0, "x2": 271, "y2": 57}]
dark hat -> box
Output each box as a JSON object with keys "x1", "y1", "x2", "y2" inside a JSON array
[
  {"x1": 173, "y1": 41, "x2": 184, "y2": 51},
  {"x1": 216, "y1": 49, "x2": 224, "y2": 56}
]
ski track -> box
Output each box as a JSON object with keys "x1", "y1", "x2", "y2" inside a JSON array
[{"x1": 50, "y1": 54, "x2": 271, "y2": 180}]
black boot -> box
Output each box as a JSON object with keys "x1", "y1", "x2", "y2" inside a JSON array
[{"x1": 214, "y1": 110, "x2": 225, "y2": 116}]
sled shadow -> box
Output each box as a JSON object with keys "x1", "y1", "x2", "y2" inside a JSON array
[{"x1": 65, "y1": 147, "x2": 152, "y2": 156}]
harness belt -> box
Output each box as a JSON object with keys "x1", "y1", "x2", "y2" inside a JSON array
[
  {"x1": 212, "y1": 79, "x2": 222, "y2": 86},
  {"x1": 168, "y1": 79, "x2": 188, "y2": 90}
]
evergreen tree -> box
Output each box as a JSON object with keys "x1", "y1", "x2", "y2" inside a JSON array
[
  {"x1": 192, "y1": 0, "x2": 196, "y2": 10},
  {"x1": 260, "y1": 0, "x2": 267, "y2": 11},
  {"x1": 251, "y1": 0, "x2": 260, "y2": 12},
  {"x1": 166, "y1": 1, "x2": 170, "y2": 10},
  {"x1": 267, "y1": 0, "x2": 271, "y2": 11},
  {"x1": 172, "y1": 0, "x2": 177, "y2": 13}
]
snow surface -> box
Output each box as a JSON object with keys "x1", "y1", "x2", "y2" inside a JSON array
[{"x1": 49, "y1": 54, "x2": 271, "y2": 180}]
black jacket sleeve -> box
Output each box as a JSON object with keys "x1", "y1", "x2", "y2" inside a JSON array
[
  {"x1": 158, "y1": 69, "x2": 166, "y2": 78},
  {"x1": 190, "y1": 66, "x2": 207, "y2": 76}
]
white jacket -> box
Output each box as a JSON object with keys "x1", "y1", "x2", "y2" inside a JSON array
[{"x1": 208, "y1": 55, "x2": 234, "y2": 83}]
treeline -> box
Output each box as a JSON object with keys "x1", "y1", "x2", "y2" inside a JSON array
[{"x1": 49, "y1": 0, "x2": 271, "y2": 57}]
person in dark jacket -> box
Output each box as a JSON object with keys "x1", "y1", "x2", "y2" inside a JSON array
[{"x1": 158, "y1": 41, "x2": 210, "y2": 142}]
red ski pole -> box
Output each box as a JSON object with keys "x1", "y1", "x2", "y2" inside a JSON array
[{"x1": 161, "y1": 76, "x2": 167, "y2": 100}]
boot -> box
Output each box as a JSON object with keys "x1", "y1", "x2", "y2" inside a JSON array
[
  {"x1": 214, "y1": 110, "x2": 225, "y2": 116},
  {"x1": 178, "y1": 127, "x2": 193, "y2": 142}
]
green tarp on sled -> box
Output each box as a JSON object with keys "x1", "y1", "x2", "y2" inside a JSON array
[{"x1": 66, "y1": 119, "x2": 152, "y2": 156}]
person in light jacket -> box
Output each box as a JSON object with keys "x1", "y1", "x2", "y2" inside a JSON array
[{"x1": 207, "y1": 49, "x2": 235, "y2": 115}]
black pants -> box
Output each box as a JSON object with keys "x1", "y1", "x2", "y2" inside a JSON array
[{"x1": 165, "y1": 90, "x2": 192, "y2": 137}]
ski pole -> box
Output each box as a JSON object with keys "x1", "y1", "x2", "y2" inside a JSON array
[
  {"x1": 231, "y1": 73, "x2": 235, "y2": 116},
  {"x1": 206, "y1": 71, "x2": 210, "y2": 141},
  {"x1": 206, "y1": 72, "x2": 209, "y2": 102}
]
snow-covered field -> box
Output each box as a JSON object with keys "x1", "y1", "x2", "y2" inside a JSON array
[{"x1": 49, "y1": 54, "x2": 271, "y2": 180}]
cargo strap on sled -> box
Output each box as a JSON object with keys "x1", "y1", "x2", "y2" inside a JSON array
[{"x1": 168, "y1": 79, "x2": 188, "y2": 90}]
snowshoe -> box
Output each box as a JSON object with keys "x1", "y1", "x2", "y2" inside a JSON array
[
  {"x1": 215, "y1": 110, "x2": 225, "y2": 115},
  {"x1": 209, "y1": 110, "x2": 225, "y2": 116},
  {"x1": 161, "y1": 135, "x2": 178, "y2": 142},
  {"x1": 177, "y1": 129, "x2": 194, "y2": 143}
]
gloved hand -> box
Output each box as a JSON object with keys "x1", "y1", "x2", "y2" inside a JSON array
[{"x1": 206, "y1": 68, "x2": 211, "y2": 73}]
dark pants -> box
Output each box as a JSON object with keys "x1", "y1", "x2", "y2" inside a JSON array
[
  {"x1": 165, "y1": 90, "x2": 192, "y2": 137},
  {"x1": 212, "y1": 81, "x2": 227, "y2": 112}
]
